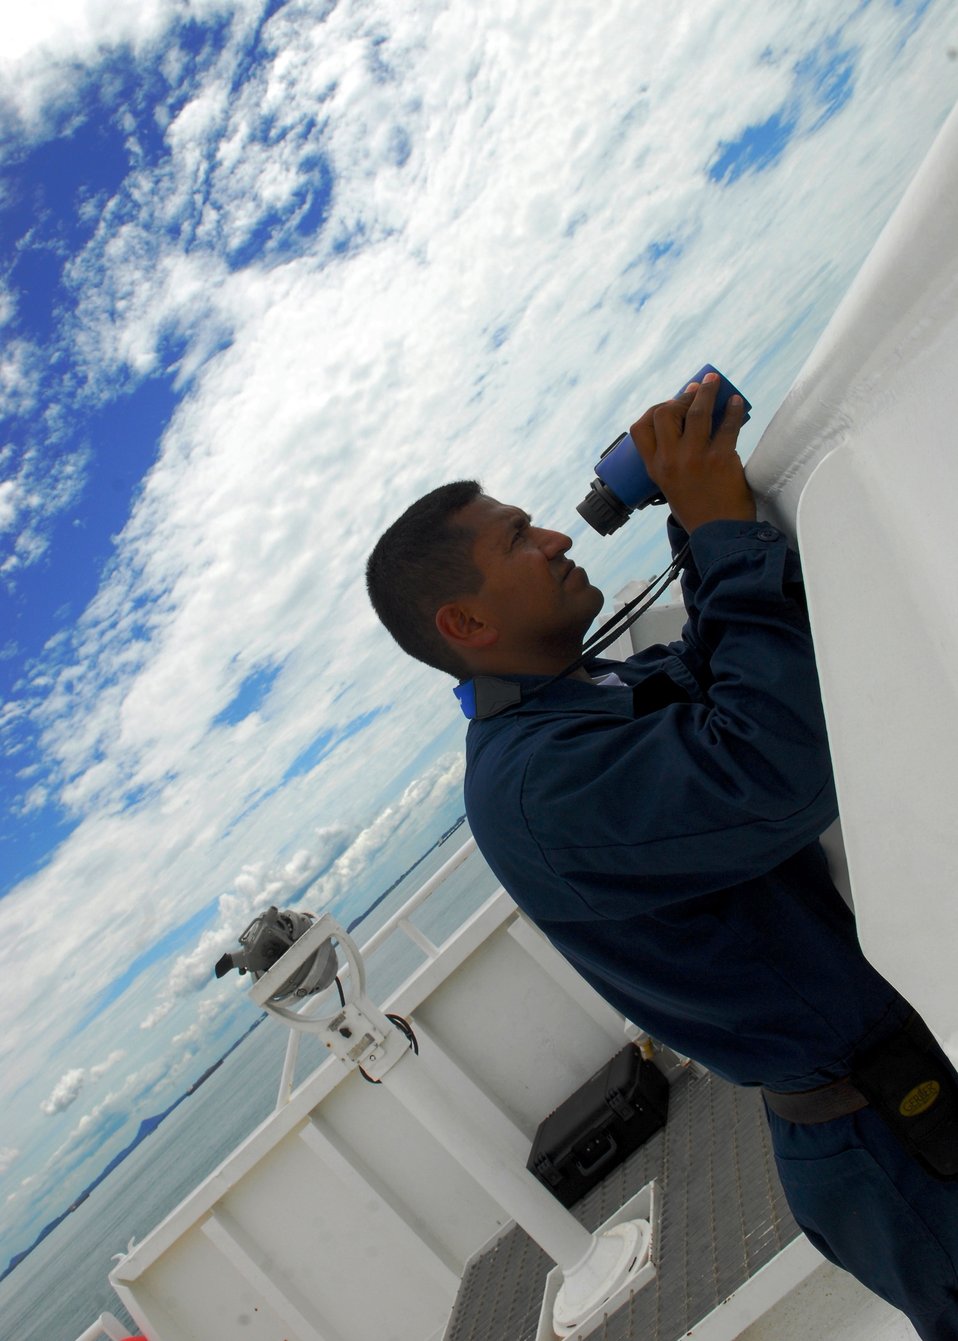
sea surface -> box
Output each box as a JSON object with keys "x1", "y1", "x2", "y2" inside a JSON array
[{"x1": 0, "y1": 833, "x2": 500, "y2": 1341}]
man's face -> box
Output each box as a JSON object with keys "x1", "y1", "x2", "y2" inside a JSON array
[{"x1": 454, "y1": 495, "x2": 604, "y2": 666}]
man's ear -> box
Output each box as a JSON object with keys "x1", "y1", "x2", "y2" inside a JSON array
[{"x1": 435, "y1": 602, "x2": 498, "y2": 651}]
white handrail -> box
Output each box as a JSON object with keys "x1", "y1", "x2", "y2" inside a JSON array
[{"x1": 358, "y1": 836, "x2": 477, "y2": 960}]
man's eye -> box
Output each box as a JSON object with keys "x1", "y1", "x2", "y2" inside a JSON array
[{"x1": 511, "y1": 527, "x2": 525, "y2": 547}]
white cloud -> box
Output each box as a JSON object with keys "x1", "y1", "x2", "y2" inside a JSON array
[
  {"x1": 0, "y1": 440, "x2": 91, "y2": 585},
  {"x1": 0, "y1": 338, "x2": 42, "y2": 419},
  {"x1": 0, "y1": 1146, "x2": 20, "y2": 1175},
  {"x1": 89, "y1": 1048, "x2": 126, "y2": 1080},
  {"x1": 139, "y1": 1001, "x2": 175, "y2": 1031},
  {"x1": 0, "y1": 284, "x2": 15, "y2": 328},
  {"x1": 171, "y1": 1023, "x2": 201, "y2": 1049},
  {"x1": 18, "y1": 782, "x2": 49, "y2": 814},
  {"x1": 309, "y1": 754, "x2": 466, "y2": 909},
  {"x1": 40, "y1": 1067, "x2": 86, "y2": 1115},
  {"x1": 6, "y1": 1173, "x2": 37, "y2": 1207},
  {"x1": 0, "y1": 0, "x2": 264, "y2": 135},
  {"x1": 0, "y1": 480, "x2": 18, "y2": 533},
  {"x1": 38, "y1": 1048, "x2": 127, "y2": 1114}
]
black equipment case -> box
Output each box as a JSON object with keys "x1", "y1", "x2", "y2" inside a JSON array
[{"x1": 527, "y1": 1044, "x2": 669, "y2": 1207}]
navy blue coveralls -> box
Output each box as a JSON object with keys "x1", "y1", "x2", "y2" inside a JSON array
[{"x1": 460, "y1": 517, "x2": 958, "y2": 1338}]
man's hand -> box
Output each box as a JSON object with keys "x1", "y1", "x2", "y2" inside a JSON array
[{"x1": 629, "y1": 373, "x2": 756, "y2": 533}]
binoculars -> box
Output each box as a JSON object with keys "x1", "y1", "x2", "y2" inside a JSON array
[{"x1": 577, "y1": 365, "x2": 751, "y2": 535}]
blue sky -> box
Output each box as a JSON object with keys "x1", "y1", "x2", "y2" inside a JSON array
[{"x1": 1, "y1": 0, "x2": 956, "y2": 1275}]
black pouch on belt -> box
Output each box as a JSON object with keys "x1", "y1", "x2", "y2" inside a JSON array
[{"x1": 850, "y1": 1012, "x2": 958, "y2": 1181}]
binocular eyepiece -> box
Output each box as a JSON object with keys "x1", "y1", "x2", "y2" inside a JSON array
[{"x1": 576, "y1": 365, "x2": 751, "y2": 535}]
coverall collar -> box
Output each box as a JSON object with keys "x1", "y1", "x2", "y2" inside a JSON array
[{"x1": 454, "y1": 655, "x2": 699, "y2": 721}]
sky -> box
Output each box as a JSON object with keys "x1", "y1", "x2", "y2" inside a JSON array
[{"x1": 1, "y1": 0, "x2": 956, "y2": 1270}]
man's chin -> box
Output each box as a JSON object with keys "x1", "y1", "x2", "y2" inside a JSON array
[
  {"x1": 579, "y1": 584, "x2": 606, "y2": 634},
  {"x1": 586, "y1": 579, "x2": 606, "y2": 613}
]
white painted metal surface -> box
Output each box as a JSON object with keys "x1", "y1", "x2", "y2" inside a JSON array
[
  {"x1": 93, "y1": 828, "x2": 919, "y2": 1341},
  {"x1": 108, "y1": 875, "x2": 646, "y2": 1341},
  {"x1": 747, "y1": 96, "x2": 958, "y2": 547},
  {"x1": 679, "y1": 1238, "x2": 824, "y2": 1341},
  {"x1": 745, "y1": 96, "x2": 958, "y2": 1048},
  {"x1": 252, "y1": 909, "x2": 627, "y2": 1306},
  {"x1": 385, "y1": 1018, "x2": 596, "y2": 1269},
  {"x1": 735, "y1": 1260, "x2": 920, "y2": 1341}
]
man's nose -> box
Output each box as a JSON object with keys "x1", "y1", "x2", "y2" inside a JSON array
[{"x1": 537, "y1": 528, "x2": 572, "y2": 557}]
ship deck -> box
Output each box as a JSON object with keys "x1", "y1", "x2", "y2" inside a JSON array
[
  {"x1": 101, "y1": 859, "x2": 923, "y2": 1341},
  {"x1": 443, "y1": 1068, "x2": 917, "y2": 1341}
]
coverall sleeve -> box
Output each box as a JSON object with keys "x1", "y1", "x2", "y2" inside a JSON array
[
  {"x1": 520, "y1": 520, "x2": 839, "y2": 915},
  {"x1": 663, "y1": 513, "x2": 808, "y2": 686}
]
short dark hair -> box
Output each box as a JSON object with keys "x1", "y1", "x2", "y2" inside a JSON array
[{"x1": 366, "y1": 481, "x2": 484, "y2": 678}]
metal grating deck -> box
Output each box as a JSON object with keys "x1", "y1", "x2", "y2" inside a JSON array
[{"x1": 443, "y1": 1068, "x2": 802, "y2": 1341}]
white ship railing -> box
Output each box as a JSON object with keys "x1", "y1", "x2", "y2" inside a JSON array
[
  {"x1": 355, "y1": 834, "x2": 477, "y2": 961},
  {"x1": 72, "y1": 834, "x2": 493, "y2": 1341}
]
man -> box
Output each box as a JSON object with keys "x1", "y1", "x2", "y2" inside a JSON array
[{"x1": 366, "y1": 374, "x2": 958, "y2": 1338}]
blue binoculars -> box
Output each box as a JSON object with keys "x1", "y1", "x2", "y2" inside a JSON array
[{"x1": 576, "y1": 365, "x2": 751, "y2": 534}]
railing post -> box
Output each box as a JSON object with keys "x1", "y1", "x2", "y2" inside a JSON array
[{"x1": 73, "y1": 1313, "x2": 131, "y2": 1341}]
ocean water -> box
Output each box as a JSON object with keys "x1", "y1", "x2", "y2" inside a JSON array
[{"x1": 0, "y1": 837, "x2": 500, "y2": 1341}]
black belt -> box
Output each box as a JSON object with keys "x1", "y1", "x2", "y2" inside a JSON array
[
  {"x1": 764, "y1": 1013, "x2": 958, "y2": 1179},
  {"x1": 762, "y1": 1076, "x2": 870, "y2": 1124}
]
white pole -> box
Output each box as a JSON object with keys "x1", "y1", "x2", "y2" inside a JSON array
[
  {"x1": 274, "y1": 1029, "x2": 302, "y2": 1110},
  {"x1": 255, "y1": 917, "x2": 649, "y2": 1331},
  {"x1": 382, "y1": 1022, "x2": 595, "y2": 1271}
]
